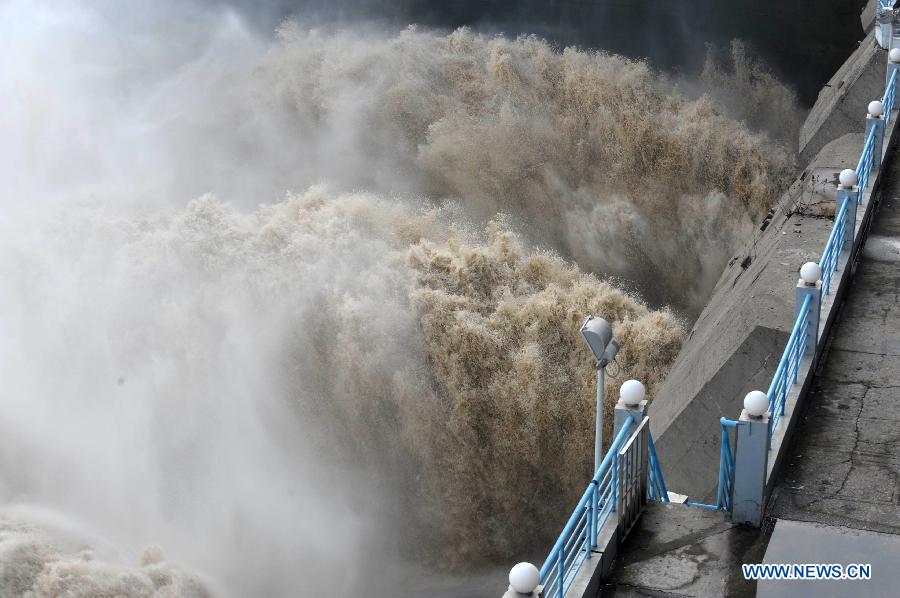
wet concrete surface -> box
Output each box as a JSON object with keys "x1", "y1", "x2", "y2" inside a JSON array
[{"x1": 601, "y1": 503, "x2": 770, "y2": 597}]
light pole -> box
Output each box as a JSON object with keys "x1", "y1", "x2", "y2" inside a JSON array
[{"x1": 580, "y1": 316, "x2": 620, "y2": 474}]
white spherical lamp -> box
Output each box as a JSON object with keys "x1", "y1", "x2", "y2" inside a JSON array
[
  {"x1": 619, "y1": 379, "x2": 646, "y2": 407},
  {"x1": 744, "y1": 391, "x2": 769, "y2": 418},
  {"x1": 509, "y1": 562, "x2": 540, "y2": 594},
  {"x1": 799, "y1": 262, "x2": 821, "y2": 285},
  {"x1": 890, "y1": 48, "x2": 900, "y2": 64},
  {"x1": 838, "y1": 168, "x2": 857, "y2": 189},
  {"x1": 869, "y1": 100, "x2": 885, "y2": 118}
]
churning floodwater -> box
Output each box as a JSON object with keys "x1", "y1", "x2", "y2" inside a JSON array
[{"x1": 0, "y1": 0, "x2": 851, "y2": 596}]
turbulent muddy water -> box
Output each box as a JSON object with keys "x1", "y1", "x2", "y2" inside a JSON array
[{"x1": 0, "y1": 1, "x2": 800, "y2": 595}]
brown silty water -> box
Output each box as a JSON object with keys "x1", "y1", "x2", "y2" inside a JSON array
[{"x1": 0, "y1": 2, "x2": 796, "y2": 595}]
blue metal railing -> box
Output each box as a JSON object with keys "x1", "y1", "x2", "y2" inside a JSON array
[
  {"x1": 819, "y1": 196, "x2": 851, "y2": 295},
  {"x1": 759, "y1": 45, "x2": 896, "y2": 449},
  {"x1": 687, "y1": 418, "x2": 737, "y2": 511},
  {"x1": 823, "y1": 64, "x2": 895, "y2": 298},
  {"x1": 884, "y1": 70, "x2": 898, "y2": 128},
  {"x1": 716, "y1": 419, "x2": 737, "y2": 511},
  {"x1": 647, "y1": 433, "x2": 669, "y2": 503},
  {"x1": 714, "y1": 40, "x2": 896, "y2": 508},
  {"x1": 539, "y1": 416, "x2": 635, "y2": 598},
  {"x1": 766, "y1": 294, "x2": 813, "y2": 434},
  {"x1": 856, "y1": 126, "x2": 878, "y2": 200}
]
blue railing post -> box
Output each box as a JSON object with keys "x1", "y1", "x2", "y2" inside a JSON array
[
  {"x1": 867, "y1": 101, "x2": 886, "y2": 177},
  {"x1": 731, "y1": 392, "x2": 770, "y2": 527},
  {"x1": 647, "y1": 433, "x2": 669, "y2": 502},
  {"x1": 611, "y1": 455, "x2": 617, "y2": 514},
  {"x1": 716, "y1": 427, "x2": 729, "y2": 509},
  {"x1": 796, "y1": 263, "x2": 822, "y2": 357},
  {"x1": 717, "y1": 419, "x2": 738, "y2": 511},
  {"x1": 588, "y1": 485, "x2": 597, "y2": 550},
  {"x1": 556, "y1": 548, "x2": 564, "y2": 598}
]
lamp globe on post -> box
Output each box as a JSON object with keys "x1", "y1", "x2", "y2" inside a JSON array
[
  {"x1": 869, "y1": 100, "x2": 885, "y2": 118},
  {"x1": 800, "y1": 262, "x2": 821, "y2": 286},
  {"x1": 744, "y1": 391, "x2": 769, "y2": 418},
  {"x1": 838, "y1": 169, "x2": 857, "y2": 189},
  {"x1": 619, "y1": 379, "x2": 646, "y2": 407},
  {"x1": 509, "y1": 562, "x2": 540, "y2": 595},
  {"x1": 891, "y1": 48, "x2": 900, "y2": 64}
]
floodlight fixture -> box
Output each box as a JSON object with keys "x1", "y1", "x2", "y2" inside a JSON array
[
  {"x1": 580, "y1": 315, "x2": 620, "y2": 473},
  {"x1": 580, "y1": 315, "x2": 620, "y2": 368}
]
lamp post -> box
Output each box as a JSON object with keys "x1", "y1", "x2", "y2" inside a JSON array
[{"x1": 580, "y1": 316, "x2": 620, "y2": 474}]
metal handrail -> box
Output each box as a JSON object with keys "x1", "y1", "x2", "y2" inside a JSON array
[
  {"x1": 717, "y1": 419, "x2": 737, "y2": 511},
  {"x1": 616, "y1": 417, "x2": 650, "y2": 538},
  {"x1": 764, "y1": 65, "x2": 886, "y2": 452},
  {"x1": 539, "y1": 415, "x2": 636, "y2": 598},
  {"x1": 687, "y1": 417, "x2": 737, "y2": 511},
  {"x1": 885, "y1": 69, "x2": 898, "y2": 127},
  {"x1": 647, "y1": 433, "x2": 669, "y2": 503},
  {"x1": 856, "y1": 126, "x2": 878, "y2": 200},
  {"x1": 766, "y1": 294, "x2": 812, "y2": 435},
  {"x1": 819, "y1": 196, "x2": 850, "y2": 295}
]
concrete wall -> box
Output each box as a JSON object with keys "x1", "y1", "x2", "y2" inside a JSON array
[
  {"x1": 861, "y1": 0, "x2": 878, "y2": 33},
  {"x1": 650, "y1": 133, "x2": 867, "y2": 500},
  {"x1": 800, "y1": 29, "x2": 885, "y2": 165}
]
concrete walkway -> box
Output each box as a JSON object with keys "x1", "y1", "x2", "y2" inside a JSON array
[
  {"x1": 760, "y1": 135, "x2": 900, "y2": 597},
  {"x1": 767, "y1": 157, "x2": 900, "y2": 533},
  {"x1": 600, "y1": 503, "x2": 767, "y2": 596}
]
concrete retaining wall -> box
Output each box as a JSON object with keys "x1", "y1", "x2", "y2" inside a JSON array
[{"x1": 651, "y1": 132, "x2": 873, "y2": 500}]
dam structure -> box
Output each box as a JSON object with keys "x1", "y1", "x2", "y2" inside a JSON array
[{"x1": 503, "y1": 2, "x2": 900, "y2": 597}]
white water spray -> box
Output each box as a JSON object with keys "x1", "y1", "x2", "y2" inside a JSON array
[{"x1": 0, "y1": 1, "x2": 793, "y2": 595}]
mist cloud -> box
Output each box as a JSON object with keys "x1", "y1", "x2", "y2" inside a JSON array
[{"x1": 0, "y1": 1, "x2": 795, "y2": 595}]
